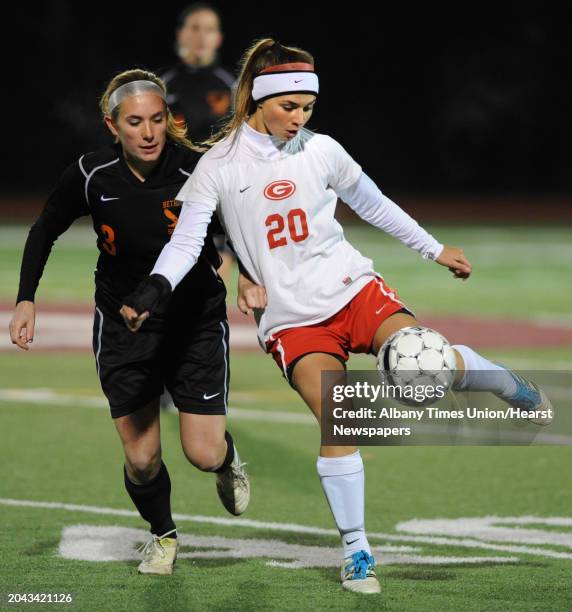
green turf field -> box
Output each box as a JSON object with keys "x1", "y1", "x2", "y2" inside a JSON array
[
  {"x1": 2, "y1": 223, "x2": 572, "y2": 318},
  {"x1": 1, "y1": 223, "x2": 572, "y2": 610}
]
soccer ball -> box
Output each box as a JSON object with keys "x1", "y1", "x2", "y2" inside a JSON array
[{"x1": 377, "y1": 326, "x2": 457, "y2": 407}]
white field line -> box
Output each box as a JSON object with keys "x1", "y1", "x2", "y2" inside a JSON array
[
  {"x1": 3, "y1": 388, "x2": 572, "y2": 444},
  {"x1": 1, "y1": 498, "x2": 571, "y2": 561},
  {"x1": 489, "y1": 357, "x2": 572, "y2": 370},
  {"x1": 59, "y1": 524, "x2": 518, "y2": 567},
  {"x1": 0, "y1": 313, "x2": 257, "y2": 351},
  {"x1": 4, "y1": 386, "x2": 572, "y2": 411},
  {"x1": 2, "y1": 308, "x2": 572, "y2": 357},
  {"x1": 0, "y1": 388, "x2": 313, "y2": 425},
  {"x1": 532, "y1": 313, "x2": 572, "y2": 329}
]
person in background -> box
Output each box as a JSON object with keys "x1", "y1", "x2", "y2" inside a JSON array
[
  {"x1": 162, "y1": 2, "x2": 234, "y2": 143},
  {"x1": 161, "y1": 2, "x2": 236, "y2": 282}
]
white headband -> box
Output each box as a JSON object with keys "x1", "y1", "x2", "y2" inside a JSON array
[
  {"x1": 108, "y1": 80, "x2": 166, "y2": 114},
  {"x1": 252, "y1": 63, "x2": 319, "y2": 102}
]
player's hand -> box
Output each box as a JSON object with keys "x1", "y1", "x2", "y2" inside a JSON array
[
  {"x1": 436, "y1": 246, "x2": 472, "y2": 280},
  {"x1": 119, "y1": 305, "x2": 150, "y2": 332},
  {"x1": 237, "y1": 274, "x2": 267, "y2": 315},
  {"x1": 9, "y1": 300, "x2": 36, "y2": 350},
  {"x1": 120, "y1": 274, "x2": 172, "y2": 332}
]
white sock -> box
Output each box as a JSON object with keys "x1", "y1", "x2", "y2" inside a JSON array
[
  {"x1": 316, "y1": 450, "x2": 371, "y2": 558},
  {"x1": 453, "y1": 345, "x2": 517, "y2": 398}
]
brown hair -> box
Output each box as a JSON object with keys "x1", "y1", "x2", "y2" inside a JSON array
[
  {"x1": 177, "y1": 2, "x2": 221, "y2": 29},
  {"x1": 204, "y1": 38, "x2": 314, "y2": 146},
  {"x1": 99, "y1": 68, "x2": 203, "y2": 152}
]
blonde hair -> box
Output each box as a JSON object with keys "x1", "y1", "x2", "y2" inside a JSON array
[
  {"x1": 204, "y1": 38, "x2": 315, "y2": 146},
  {"x1": 100, "y1": 68, "x2": 203, "y2": 152}
]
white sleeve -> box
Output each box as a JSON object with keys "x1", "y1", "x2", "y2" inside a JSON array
[
  {"x1": 337, "y1": 172, "x2": 444, "y2": 261},
  {"x1": 151, "y1": 201, "x2": 214, "y2": 289},
  {"x1": 152, "y1": 163, "x2": 220, "y2": 288},
  {"x1": 324, "y1": 136, "x2": 363, "y2": 193},
  {"x1": 176, "y1": 158, "x2": 219, "y2": 209}
]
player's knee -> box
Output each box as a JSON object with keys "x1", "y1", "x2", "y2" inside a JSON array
[
  {"x1": 183, "y1": 443, "x2": 224, "y2": 472},
  {"x1": 126, "y1": 451, "x2": 161, "y2": 483}
]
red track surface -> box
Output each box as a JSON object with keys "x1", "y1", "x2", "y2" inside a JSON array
[{"x1": 2, "y1": 303, "x2": 572, "y2": 351}]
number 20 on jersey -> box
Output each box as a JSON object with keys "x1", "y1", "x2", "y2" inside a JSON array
[
  {"x1": 263, "y1": 180, "x2": 308, "y2": 250},
  {"x1": 265, "y1": 209, "x2": 309, "y2": 250}
]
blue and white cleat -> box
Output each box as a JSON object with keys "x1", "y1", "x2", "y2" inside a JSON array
[
  {"x1": 502, "y1": 371, "x2": 553, "y2": 426},
  {"x1": 341, "y1": 550, "x2": 381, "y2": 594}
]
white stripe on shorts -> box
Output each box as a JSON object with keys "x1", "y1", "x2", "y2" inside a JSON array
[
  {"x1": 374, "y1": 275, "x2": 401, "y2": 304},
  {"x1": 219, "y1": 320, "x2": 229, "y2": 413},
  {"x1": 374, "y1": 274, "x2": 415, "y2": 317},
  {"x1": 95, "y1": 307, "x2": 104, "y2": 377},
  {"x1": 276, "y1": 338, "x2": 289, "y2": 379}
]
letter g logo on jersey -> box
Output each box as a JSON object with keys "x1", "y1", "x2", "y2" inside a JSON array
[{"x1": 264, "y1": 180, "x2": 296, "y2": 201}]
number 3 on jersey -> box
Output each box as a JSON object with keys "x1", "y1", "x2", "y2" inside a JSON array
[
  {"x1": 266, "y1": 208, "x2": 309, "y2": 250},
  {"x1": 101, "y1": 224, "x2": 116, "y2": 256}
]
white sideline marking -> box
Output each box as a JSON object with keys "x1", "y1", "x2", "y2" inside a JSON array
[
  {"x1": 0, "y1": 389, "x2": 314, "y2": 425},
  {"x1": 2, "y1": 498, "x2": 572, "y2": 561},
  {"x1": 398, "y1": 516, "x2": 572, "y2": 547},
  {"x1": 3, "y1": 388, "x2": 572, "y2": 444},
  {"x1": 0, "y1": 388, "x2": 108, "y2": 408},
  {"x1": 229, "y1": 407, "x2": 313, "y2": 425},
  {"x1": 488, "y1": 357, "x2": 572, "y2": 370},
  {"x1": 58, "y1": 524, "x2": 518, "y2": 567},
  {"x1": 0, "y1": 313, "x2": 257, "y2": 351},
  {"x1": 397, "y1": 517, "x2": 572, "y2": 560},
  {"x1": 0, "y1": 312, "x2": 92, "y2": 350},
  {"x1": 533, "y1": 312, "x2": 572, "y2": 328}
]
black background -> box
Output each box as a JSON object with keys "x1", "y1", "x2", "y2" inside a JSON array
[{"x1": 4, "y1": 2, "x2": 572, "y2": 195}]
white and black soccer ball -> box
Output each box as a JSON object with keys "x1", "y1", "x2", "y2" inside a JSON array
[{"x1": 377, "y1": 326, "x2": 457, "y2": 406}]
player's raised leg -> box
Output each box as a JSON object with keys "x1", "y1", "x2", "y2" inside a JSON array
[
  {"x1": 451, "y1": 345, "x2": 553, "y2": 425},
  {"x1": 372, "y1": 314, "x2": 553, "y2": 425},
  {"x1": 114, "y1": 398, "x2": 179, "y2": 575},
  {"x1": 291, "y1": 353, "x2": 381, "y2": 594},
  {"x1": 179, "y1": 412, "x2": 250, "y2": 515}
]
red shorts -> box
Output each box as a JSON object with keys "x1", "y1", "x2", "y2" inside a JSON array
[{"x1": 266, "y1": 276, "x2": 411, "y2": 380}]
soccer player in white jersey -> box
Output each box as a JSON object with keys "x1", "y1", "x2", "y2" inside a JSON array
[{"x1": 122, "y1": 39, "x2": 553, "y2": 594}]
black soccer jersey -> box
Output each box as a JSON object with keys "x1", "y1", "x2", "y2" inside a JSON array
[
  {"x1": 161, "y1": 62, "x2": 235, "y2": 142},
  {"x1": 17, "y1": 141, "x2": 224, "y2": 319}
]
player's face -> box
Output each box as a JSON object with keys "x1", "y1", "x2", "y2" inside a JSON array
[
  {"x1": 260, "y1": 94, "x2": 317, "y2": 140},
  {"x1": 177, "y1": 9, "x2": 222, "y2": 63},
  {"x1": 106, "y1": 94, "x2": 168, "y2": 164}
]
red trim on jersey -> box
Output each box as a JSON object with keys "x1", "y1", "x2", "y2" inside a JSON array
[{"x1": 260, "y1": 63, "x2": 315, "y2": 74}]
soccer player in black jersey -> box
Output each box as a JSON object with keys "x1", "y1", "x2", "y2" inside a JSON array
[{"x1": 9, "y1": 69, "x2": 251, "y2": 576}]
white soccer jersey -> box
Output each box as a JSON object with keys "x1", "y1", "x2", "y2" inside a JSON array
[{"x1": 155, "y1": 121, "x2": 442, "y2": 345}]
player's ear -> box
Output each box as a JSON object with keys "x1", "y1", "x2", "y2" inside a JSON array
[{"x1": 104, "y1": 115, "x2": 119, "y2": 138}]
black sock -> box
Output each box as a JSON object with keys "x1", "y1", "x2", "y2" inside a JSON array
[
  {"x1": 214, "y1": 431, "x2": 235, "y2": 473},
  {"x1": 124, "y1": 461, "x2": 177, "y2": 537}
]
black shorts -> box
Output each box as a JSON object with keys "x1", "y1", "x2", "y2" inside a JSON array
[{"x1": 92, "y1": 299, "x2": 230, "y2": 419}]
